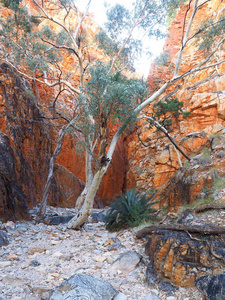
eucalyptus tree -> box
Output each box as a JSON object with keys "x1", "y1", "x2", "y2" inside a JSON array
[{"x1": 0, "y1": 0, "x2": 225, "y2": 228}]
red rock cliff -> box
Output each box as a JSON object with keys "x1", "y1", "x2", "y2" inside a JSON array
[
  {"x1": 127, "y1": 0, "x2": 225, "y2": 210},
  {"x1": 0, "y1": 1, "x2": 131, "y2": 221}
]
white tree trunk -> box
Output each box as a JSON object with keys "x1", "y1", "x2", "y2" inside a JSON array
[
  {"x1": 75, "y1": 150, "x2": 93, "y2": 211},
  {"x1": 67, "y1": 166, "x2": 107, "y2": 228},
  {"x1": 38, "y1": 125, "x2": 66, "y2": 217}
]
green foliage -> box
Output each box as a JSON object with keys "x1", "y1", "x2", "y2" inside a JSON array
[
  {"x1": 192, "y1": 175, "x2": 225, "y2": 207},
  {"x1": 131, "y1": 0, "x2": 187, "y2": 37},
  {"x1": 210, "y1": 132, "x2": 225, "y2": 149},
  {"x1": 216, "y1": 293, "x2": 225, "y2": 300},
  {"x1": 209, "y1": 168, "x2": 219, "y2": 180},
  {"x1": 95, "y1": 30, "x2": 119, "y2": 57},
  {"x1": 103, "y1": 0, "x2": 187, "y2": 65},
  {"x1": 0, "y1": 0, "x2": 21, "y2": 9},
  {"x1": 198, "y1": 148, "x2": 212, "y2": 165},
  {"x1": 166, "y1": 0, "x2": 188, "y2": 26},
  {"x1": 105, "y1": 4, "x2": 130, "y2": 41},
  {"x1": 77, "y1": 63, "x2": 148, "y2": 138},
  {"x1": 161, "y1": 205, "x2": 168, "y2": 214},
  {"x1": 104, "y1": 189, "x2": 157, "y2": 231},
  {"x1": 150, "y1": 97, "x2": 191, "y2": 132},
  {"x1": 183, "y1": 160, "x2": 191, "y2": 169},
  {"x1": 95, "y1": 29, "x2": 140, "y2": 71},
  {"x1": 155, "y1": 50, "x2": 170, "y2": 67},
  {"x1": 196, "y1": 12, "x2": 225, "y2": 52},
  {"x1": 23, "y1": 90, "x2": 36, "y2": 101},
  {"x1": 0, "y1": 6, "x2": 68, "y2": 75},
  {"x1": 212, "y1": 177, "x2": 225, "y2": 191}
]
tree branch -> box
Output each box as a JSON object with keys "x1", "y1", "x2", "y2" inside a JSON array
[
  {"x1": 41, "y1": 38, "x2": 80, "y2": 59},
  {"x1": 5, "y1": 59, "x2": 81, "y2": 94},
  {"x1": 32, "y1": 0, "x2": 79, "y2": 52},
  {"x1": 142, "y1": 114, "x2": 191, "y2": 161},
  {"x1": 174, "y1": 0, "x2": 199, "y2": 77}
]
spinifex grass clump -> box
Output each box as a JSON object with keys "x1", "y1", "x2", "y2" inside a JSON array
[{"x1": 105, "y1": 189, "x2": 156, "y2": 231}]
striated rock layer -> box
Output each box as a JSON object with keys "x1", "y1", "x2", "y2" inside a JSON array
[
  {"x1": 145, "y1": 230, "x2": 225, "y2": 287},
  {"x1": 127, "y1": 0, "x2": 225, "y2": 210}
]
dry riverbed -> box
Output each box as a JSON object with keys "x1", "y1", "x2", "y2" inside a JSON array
[{"x1": 0, "y1": 206, "x2": 203, "y2": 300}]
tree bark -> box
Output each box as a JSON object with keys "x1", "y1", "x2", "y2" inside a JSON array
[
  {"x1": 136, "y1": 223, "x2": 225, "y2": 238},
  {"x1": 75, "y1": 150, "x2": 94, "y2": 211},
  {"x1": 67, "y1": 167, "x2": 107, "y2": 229},
  {"x1": 38, "y1": 125, "x2": 67, "y2": 217}
]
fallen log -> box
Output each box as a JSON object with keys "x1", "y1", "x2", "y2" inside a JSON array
[
  {"x1": 136, "y1": 223, "x2": 225, "y2": 239},
  {"x1": 194, "y1": 202, "x2": 225, "y2": 213}
]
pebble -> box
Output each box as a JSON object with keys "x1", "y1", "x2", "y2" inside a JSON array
[
  {"x1": 8, "y1": 254, "x2": 18, "y2": 261},
  {"x1": 52, "y1": 251, "x2": 63, "y2": 258},
  {"x1": 50, "y1": 240, "x2": 60, "y2": 245},
  {"x1": 0, "y1": 261, "x2": 11, "y2": 267},
  {"x1": 27, "y1": 247, "x2": 45, "y2": 255}
]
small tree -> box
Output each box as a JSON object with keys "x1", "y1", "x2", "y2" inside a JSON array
[{"x1": 1, "y1": 0, "x2": 225, "y2": 228}]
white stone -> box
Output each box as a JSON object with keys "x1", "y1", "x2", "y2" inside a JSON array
[
  {"x1": 50, "y1": 240, "x2": 60, "y2": 245},
  {"x1": 0, "y1": 261, "x2": 12, "y2": 267},
  {"x1": 52, "y1": 251, "x2": 63, "y2": 258},
  {"x1": 114, "y1": 292, "x2": 127, "y2": 300},
  {"x1": 95, "y1": 256, "x2": 106, "y2": 262}
]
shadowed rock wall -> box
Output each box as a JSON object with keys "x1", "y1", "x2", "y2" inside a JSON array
[{"x1": 0, "y1": 62, "x2": 130, "y2": 220}]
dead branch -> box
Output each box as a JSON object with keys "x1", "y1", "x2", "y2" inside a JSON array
[
  {"x1": 5, "y1": 59, "x2": 81, "y2": 94},
  {"x1": 142, "y1": 114, "x2": 191, "y2": 161},
  {"x1": 136, "y1": 223, "x2": 225, "y2": 238},
  {"x1": 194, "y1": 202, "x2": 225, "y2": 213}
]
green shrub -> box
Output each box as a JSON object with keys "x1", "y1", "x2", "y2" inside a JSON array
[
  {"x1": 213, "y1": 177, "x2": 225, "y2": 191},
  {"x1": 104, "y1": 189, "x2": 156, "y2": 231},
  {"x1": 198, "y1": 148, "x2": 212, "y2": 165},
  {"x1": 0, "y1": 0, "x2": 21, "y2": 9},
  {"x1": 216, "y1": 293, "x2": 225, "y2": 300}
]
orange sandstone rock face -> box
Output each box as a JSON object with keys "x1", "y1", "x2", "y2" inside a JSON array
[
  {"x1": 0, "y1": 1, "x2": 131, "y2": 218},
  {"x1": 0, "y1": 61, "x2": 128, "y2": 218},
  {"x1": 128, "y1": 0, "x2": 225, "y2": 210}
]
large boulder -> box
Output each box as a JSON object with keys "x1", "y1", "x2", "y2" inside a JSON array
[
  {"x1": 145, "y1": 230, "x2": 225, "y2": 287},
  {"x1": 50, "y1": 273, "x2": 118, "y2": 300},
  {"x1": 112, "y1": 250, "x2": 142, "y2": 273},
  {"x1": 196, "y1": 273, "x2": 225, "y2": 300}
]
